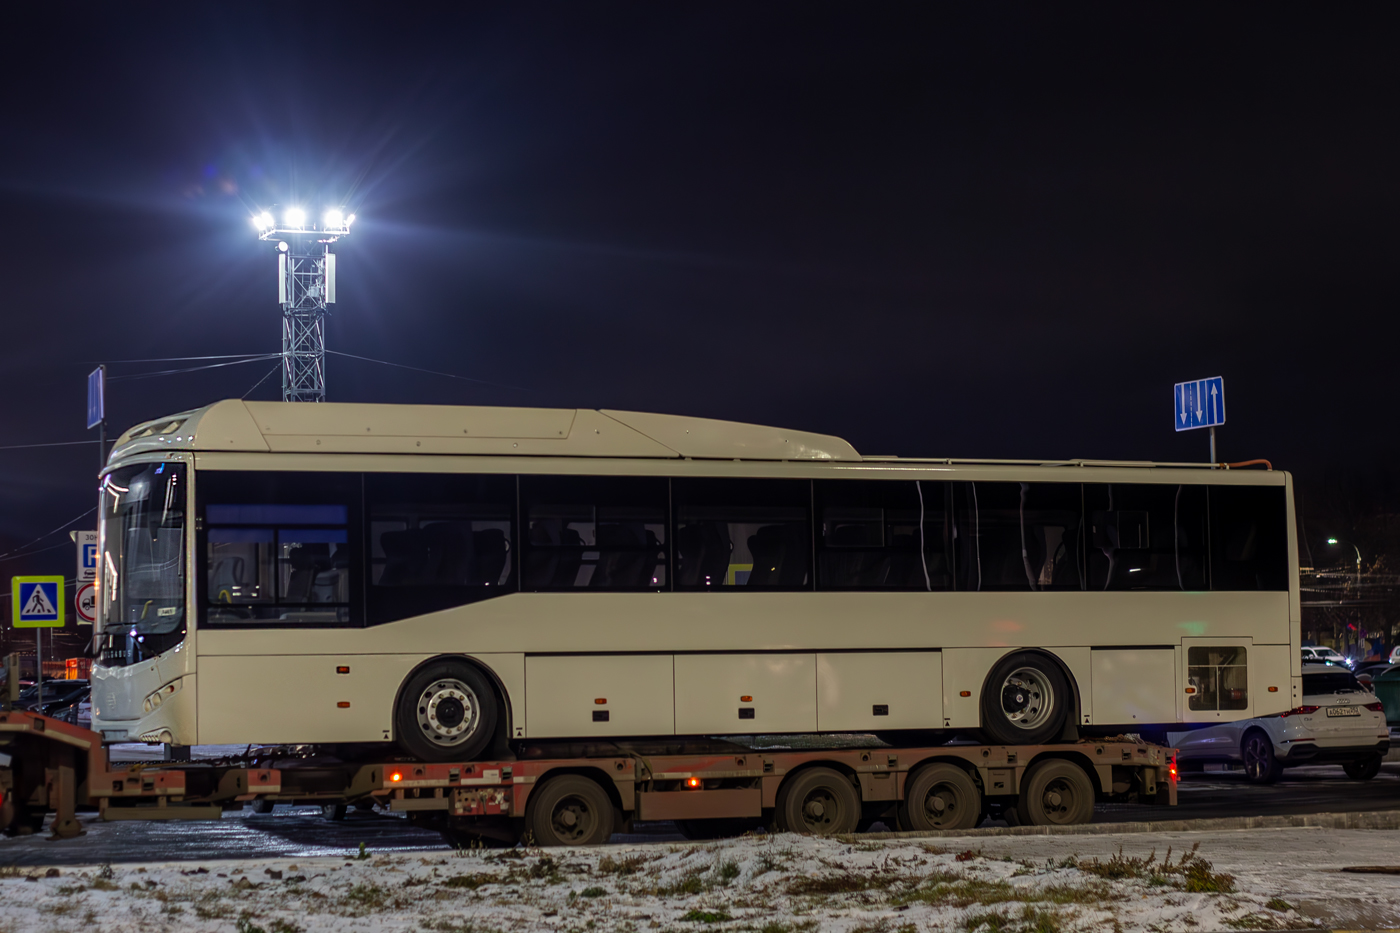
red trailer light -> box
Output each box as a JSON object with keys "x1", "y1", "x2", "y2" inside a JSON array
[
  {"x1": 390, "y1": 771, "x2": 403, "y2": 783},
  {"x1": 686, "y1": 777, "x2": 701, "y2": 789},
  {"x1": 1279, "y1": 706, "x2": 1320, "y2": 718}
]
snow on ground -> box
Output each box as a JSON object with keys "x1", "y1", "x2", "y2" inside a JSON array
[{"x1": 9, "y1": 826, "x2": 1392, "y2": 933}]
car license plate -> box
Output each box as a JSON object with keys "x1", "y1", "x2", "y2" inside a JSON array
[{"x1": 1326, "y1": 707, "x2": 1361, "y2": 717}]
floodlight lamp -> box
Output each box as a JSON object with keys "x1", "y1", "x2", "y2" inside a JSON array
[
  {"x1": 324, "y1": 208, "x2": 344, "y2": 227},
  {"x1": 277, "y1": 241, "x2": 289, "y2": 253},
  {"x1": 257, "y1": 211, "x2": 275, "y2": 229},
  {"x1": 284, "y1": 207, "x2": 307, "y2": 227},
  {"x1": 1327, "y1": 538, "x2": 1339, "y2": 545}
]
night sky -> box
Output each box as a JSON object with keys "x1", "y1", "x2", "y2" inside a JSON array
[{"x1": 2, "y1": 3, "x2": 1398, "y2": 581}]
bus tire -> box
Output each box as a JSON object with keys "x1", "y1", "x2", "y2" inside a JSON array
[
  {"x1": 898, "y1": 764, "x2": 980, "y2": 831},
  {"x1": 525, "y1": 774, "x2": 615, "y2": 846},
  {"x1": 774, "y1": 767, "x2": 860, "y2": 836},
  {"x1": 979, "y1": 651, "x2": 1070, "y2": 746},
  {"x1": 395, "y1": 660, "x2": 498, "y2": 763},
  {"x1": 1015, "y1": 759, "x2": 1095, "y2": 826}
]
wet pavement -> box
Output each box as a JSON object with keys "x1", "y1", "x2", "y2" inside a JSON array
[{"x1": 2, "y1": 762, "x2": 1398, "y2": 867}]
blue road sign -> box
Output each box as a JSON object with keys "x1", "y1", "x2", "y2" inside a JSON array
[
  {"x1": 1174, "y1": 377, "x2": 1225, "y2": 432},
  {"x1": 13, "y1": 576, "x2": 64, "y2": 628},
  {"x1": 86, "y1": 366, "x2": 105, "y2": 429}
]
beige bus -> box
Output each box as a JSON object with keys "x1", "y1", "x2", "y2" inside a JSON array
[{"x1": 91, "y1": 400, "x2": 1300, "y2": 760}]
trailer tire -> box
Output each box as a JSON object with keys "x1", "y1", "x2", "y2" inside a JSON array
[
  {"x1": 775, "y1": 767, "x2": 860, "y2": 836},
  {"x1": 1015, "y1": 759, "x2": 1095, "y2": 826},
  {"x1": 525, "y1": 774, "x2": 615, "y2": 847},
  {"x1": 980, "y1": 651, "x2": 1070, "y2": 746},
  {"x1": 395, "y1": 660, "x2": 498, "y2": 763},
  {"x1": 321, "y1": 803, "x2": 348, "y2": 821},
  {"x1": 248, "y1": 798, "x2": 275, "y2": 814},
  {"x1": 899, "y1": 764, "x2": 980, "y2": 831}
]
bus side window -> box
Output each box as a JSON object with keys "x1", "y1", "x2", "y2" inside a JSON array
[
  {"x1": 1209, "y1": 485, "x2": 1289, "y2": 591},
  {"x1": 365, "y1": 473, "x2": 517, "y2": 625},
  {"x1": 814, "y1": 479, "x2": 953, "y2": 590},
  {"x1": 953, "y1": 482, "x2": 1085, "y2": 591},
  {"x1": 1084, "y1": 483, "x2": 1208, "y2": 591},
  {"x1": 673, "y1": 478, "x2": 812, "y2": 590},
  {"x1": 519, "y1": 475, "x2": 668, "y2": 591}
]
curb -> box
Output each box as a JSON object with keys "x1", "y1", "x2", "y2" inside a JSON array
[{"x1": 838, "y1": 808, "x2": 1400, "y2": 841}]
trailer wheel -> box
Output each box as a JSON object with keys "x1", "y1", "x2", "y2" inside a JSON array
[
  {"x1": 1015, "y1": 760, "x2": 1095, "y2": 826},
  {"x1": 321, "y1": 803, "x2": 348, "y2": 821},
  {"x1": 525, "y1": 774, "x2": 615, "y2": 846},
  {"x1": 248, "y1": 798, "x2": 275, "y2": 814},
  {"x1": 899, "y1": 764, "x2": 980, "y2": 831},
  {"x1": 395, "y1": 660, "x2": 498, "y2": 763},
  {"x1": 775, "y1": 767, "x2": 860, "y2": 836},
  {"x1": 980, "y1": 651, "x2": 1070, "y2": 745}
]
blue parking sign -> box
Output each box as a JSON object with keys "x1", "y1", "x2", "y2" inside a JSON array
[{"x1": 12, "y1": 576, "x2": 64, "y2": 628}]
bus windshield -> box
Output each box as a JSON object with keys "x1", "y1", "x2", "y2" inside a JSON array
[{"x1": 98, "y1": 462, "x2": 186, "y2": 665}]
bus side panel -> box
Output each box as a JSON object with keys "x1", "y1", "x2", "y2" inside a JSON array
[
  {"x1": 197, "y1": 654, "x2": 424, "y2": 744},
  {"x1": 940, "y1": 648, "x2": 1014, "y2": 728},
  {"x1": 816, "y1": 652, "x2": 941, "y2": 731},
  {"x1": 1090, "y1": 648, "x2": 1176, "y2": 726},
  {"x1": 1251, "y1": 644, "x2": 1292, "y2": 718},
  {"x1": 674, "y1": 654, "x2": 816, "y2": 734},
  {"x1": 524, "y1": 655, "x2": 674, "y2": 738}
]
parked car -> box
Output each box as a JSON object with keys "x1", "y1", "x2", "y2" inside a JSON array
[
  {"x1": 1354, "y1": 662, "x2": 1394, "y2": 686},
  {"x1": 1173, "y1": 664, "x2": 1389, "y2": 783},
  {"x1": 16, "y1": 680, "x2": 90, "y2": 718},
  {"x1": 1301, "y1": 647, "x2": 1352, "y2": 668},
  {"x1": 1389, "y1": 646, "x2": 1400, "y2": 665}
]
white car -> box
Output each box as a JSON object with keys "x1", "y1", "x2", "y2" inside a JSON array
[
  {"x1": 1388, "y1": 646, "x2": 1400, "y2": 665},
  {"x1": 1173, "y1": 664, "x2": 1389, "y2": 783},
  {"x1": 1301, "y1": 646, "x2": 1352, "y2": 668}
]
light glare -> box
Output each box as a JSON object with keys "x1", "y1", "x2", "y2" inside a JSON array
[
  {"x1": 284, "y1": 207, "x2": 306, "y2": 227},
  {"x1": 324, "y1": 209, "x2": 344, "y2": 227},
  {"x1": 346, "y1": 213, "x2": 356, "y2": 225},
  {"x1": 1328, "y1": 538, "x2": 1339, "y2": 545},
  {"x1": 257, "y1": 211, "x2": 275, "y2": 229}
]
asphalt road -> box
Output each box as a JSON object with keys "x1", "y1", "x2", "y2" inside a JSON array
[{"x1": 2, "y1": 761, "x2": 1398, "y2": 867}]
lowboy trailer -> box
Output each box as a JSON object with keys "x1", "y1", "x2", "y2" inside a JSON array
[{"x1": 1, "y1": 709, "x2": 1176, "y2": 845}]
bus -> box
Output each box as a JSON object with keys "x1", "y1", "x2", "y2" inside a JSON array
[{"x1": 91, "y1": 400, "x2": 1299, "y2": 761}]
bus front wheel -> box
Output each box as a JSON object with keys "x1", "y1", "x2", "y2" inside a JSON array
[
  {"x1": 979, "y1": 652, "x2": 1070, "y2": 746},
  {"x1": 395, "y1": 660, "x2": 498, "y2": 763}
]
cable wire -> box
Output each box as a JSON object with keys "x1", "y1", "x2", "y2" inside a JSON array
[
  {"x1": 0, "y1": 507, "x2": 97, "y2": 562},
  {"x1": 0, "y1": 440, "x2": 100, "y2": 452},
  {"x1": 325, "y1": 350, "x2": 528, "y2": 392},
  {"x1": 108, "y1": 354, "x2": 283, "y2": 382}
]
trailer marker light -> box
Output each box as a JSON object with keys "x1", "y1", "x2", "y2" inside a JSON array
[
  {"x1": 337, "y1": 701, "x2": 350, "y2": 708},
  {"x1": 740, "y1": 696, "x2": 752, "y2": 703},
  {"x1": 686, "y1": 777, "x2": 701, "y2": 789},
  {"x1": 1268, "y1": 686, "x2": 1278, "y2": 692},
  {"x1": 390, "y1": 771, "x2": 403, "y2": 783},
  {"x1": 337, "y1": 666, "x2": 350, "y2": 674},
  {"x1": 1184, "y1": 687, "x2": 1196, "y2": 694},
  {"x1": 959, "y1": 691, "x2": 971, "y2": 698},
  {"x1": 594, "y1": 698, "x2": 607, "y2": 705}
]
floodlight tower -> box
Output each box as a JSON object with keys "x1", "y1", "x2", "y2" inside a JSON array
[{"x1": 252, "y1": 207, "x2": 355, "y2": 402}]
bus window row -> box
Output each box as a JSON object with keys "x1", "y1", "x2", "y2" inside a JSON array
[{"x1": 197, "y1": 471, "x2": 1290, "y2": 626}]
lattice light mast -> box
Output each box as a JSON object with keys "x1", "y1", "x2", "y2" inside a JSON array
[{"x1": 252, "y1": 207, "x2": 354, "y2": 402}]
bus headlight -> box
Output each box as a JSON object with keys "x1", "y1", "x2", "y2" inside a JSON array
[{"x1": 143, "y1": 680, "x2": 181, "y2": 714}]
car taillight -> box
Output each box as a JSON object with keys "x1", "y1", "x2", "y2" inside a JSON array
[
  {"x1": 1364, "y1": 702, "x2": 1384, "y2": 712},
  {"x1": 1279, "y1": 706, "x2": 1320, "y2": 718}
]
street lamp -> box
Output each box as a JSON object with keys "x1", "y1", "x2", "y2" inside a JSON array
[
  {"x1": 249, "y1": 205, "x2": 354, "y2": 402},
  {"x1": 1326, "y1": 537, "x2": 1363, "y2": 585}
]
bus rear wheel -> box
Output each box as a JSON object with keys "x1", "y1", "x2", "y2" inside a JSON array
[
  {"x1": 395, "y1": 660, "x2": 498, "y2": 763},
  {"x1": 980, "y1": 652, "x2": 1070, "y2": 746}
]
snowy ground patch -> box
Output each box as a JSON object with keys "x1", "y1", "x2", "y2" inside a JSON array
[{"x1": 0, "y1": 831, "x2": 1334, "y2": 933}]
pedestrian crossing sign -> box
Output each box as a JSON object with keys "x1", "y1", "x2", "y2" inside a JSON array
[{"x1": 12, "y1": 576, "x2": 65, "y2": 628}]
